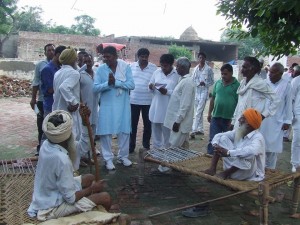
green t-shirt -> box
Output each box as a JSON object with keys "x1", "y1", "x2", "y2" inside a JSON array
[{"x1": 212, "y1": 77, "x2": 240, "y2": 119}]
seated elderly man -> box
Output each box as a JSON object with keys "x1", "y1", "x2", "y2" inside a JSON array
[
  {"x1": 28, "y1": 105, "x2": 111, "y2": 221},
  {"x1": 204, "y1": 108, "x2": 265, "y2": 181}
]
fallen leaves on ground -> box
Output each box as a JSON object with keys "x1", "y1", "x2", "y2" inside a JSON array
[{"x1": 0, "y1": 75, "x2": 32, "y2": 98}]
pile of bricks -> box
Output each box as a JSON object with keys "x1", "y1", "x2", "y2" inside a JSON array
[{"x1": 0, "y1": 76, "x2": 32, "y2": 98}]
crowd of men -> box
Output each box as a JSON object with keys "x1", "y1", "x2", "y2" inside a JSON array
[{"x1": 28, "y1": 43, "x2": 300, "y2": 220}]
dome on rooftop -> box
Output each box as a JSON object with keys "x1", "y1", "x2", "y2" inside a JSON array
[{"x1": 180, "y1": 26, "x2": 200, "y2": 41}]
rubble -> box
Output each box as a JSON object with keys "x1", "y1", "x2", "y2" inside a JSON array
[{"x1": 0, "y1": 75, "x2": 32, "y2": 98}]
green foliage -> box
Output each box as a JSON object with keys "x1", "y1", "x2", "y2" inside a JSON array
[
  {"x1": 0, "y1": 0, "x2": 18, "y2": 35},
  {"x1": 46, "y1": 25, "x2": 76, "y2": 35},
  {"x1": 221, "y1": 28, "x2": 265, "y2": 59},
  {"x1": 14, "y1": 6, "x2": 46, "y2": 32},
  {"x1": 168, "y1": 44, "x2": 192, "y2": 60},
  {"x1": 71, "y1": 15, "x2": 100, "y2": 36},
  {"x1": 217, "y1": 0, "x2": 300, "y2": 57}
]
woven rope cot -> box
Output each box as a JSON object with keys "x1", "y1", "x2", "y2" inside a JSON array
[{"x1": 143, "y1": 149, "x2": 300, "y2": 224}]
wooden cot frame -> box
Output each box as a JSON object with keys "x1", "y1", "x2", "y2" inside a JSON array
[{"x1": 138, "y1": 149, "x2": 300, "y2": 225}]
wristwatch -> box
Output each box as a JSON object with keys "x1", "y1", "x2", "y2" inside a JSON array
[{"x1": 226, "y1": 150, "x2": 230, "y2": 157}]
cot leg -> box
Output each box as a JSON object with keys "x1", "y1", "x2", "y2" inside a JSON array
[
  {"x1": 258, "y1": 182, "x2": 269, "y2": 225},
  {"x1": 292, "y1": 177, "x2": 300, "y2": 214}
]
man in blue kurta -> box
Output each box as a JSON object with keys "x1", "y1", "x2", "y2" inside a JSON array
[{"x1": 93, "y1": 46, "x2": 135, "y2": 170}]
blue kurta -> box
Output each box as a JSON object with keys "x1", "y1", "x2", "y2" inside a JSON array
[{"x1": 93, "y1": 61, "x2": 135, "y2": 135}]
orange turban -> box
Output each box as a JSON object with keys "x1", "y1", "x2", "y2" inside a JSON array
[{"x1": 243, "y1": 108, "x2": 262, "y2": 130}]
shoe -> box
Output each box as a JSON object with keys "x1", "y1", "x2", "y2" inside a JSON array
[
  {"x1": 190, "y1": 133, "x2": 195, "y2": 139},
  {"x1": 117, "y1": 157, "x2": 132, "y2": 167},
  {"x1": 182, "y1": 205, "x2": 210, "y2": 218},
  {"x1": 292, "y1": 166, "x2": 297, "y2": 173},
  {"x1": 195, "y1": 131, "x2": 204, "y2": 135},
  {"x1": 105, "y1": 160, "x2": 115, "y2": 170},
  {"x1": 158, "y1": 165, "x2": 171, "y2": 173}
]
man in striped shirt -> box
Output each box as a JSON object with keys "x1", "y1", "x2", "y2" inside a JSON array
[{"x1": 129, "y1": 48, "x2": 157, "y2": 153}]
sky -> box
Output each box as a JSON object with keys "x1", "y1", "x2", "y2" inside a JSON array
[{"x1": 17, "y1": 0, "x2": 228, "y2": 41}]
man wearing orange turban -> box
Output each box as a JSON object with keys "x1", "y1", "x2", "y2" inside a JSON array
[{"x1": 204, "y1": 108, "x2": 265, "y2": 181}]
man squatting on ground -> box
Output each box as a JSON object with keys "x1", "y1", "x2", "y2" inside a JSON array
[
  {"x1": 164, "y1": 57, "x2": 195, "y2": 149},
  {"x1": 28, "y1": 105, "x2": 111, "y2": 221},
  {"x1": 205, "y1": 108, "x2": 265, "y2": 181}
]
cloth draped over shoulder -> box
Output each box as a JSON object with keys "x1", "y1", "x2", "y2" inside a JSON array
[{"x1": 232, "y1": 75, "x2": 280, "y2": 128}]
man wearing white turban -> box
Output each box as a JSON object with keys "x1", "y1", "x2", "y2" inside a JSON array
[{"x1": 28, "y1": 106, "x2": 112, "y2": 221}]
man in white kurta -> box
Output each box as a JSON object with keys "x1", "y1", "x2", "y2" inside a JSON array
[
  {"x1": 52, "y1": 48, "x2": 82, "y2": 169},
  {"x1": 149, "y1": 54, "x2": 179, "y2": 149},
  {"x1": 205, "y1": 108, "x2": 265, "y2": 181},
  {"x1": 164, "y1": 57, "x2": 195, "y2": 148},
  {"x1": 231, "y1": 57, "x2": 280, "y2": 129},
  {"x1": 291, "y1": 71, "x2": 300, "y2": 172},
  {"x1": 260, "y1": 63, "x2": 292, "y2": 169},
  {"x1": 191, "y1": 52, "x2": 214, "y2": 137},
  {"x1": 93, "y1": 46, "x2": 134, "y2": 170}
]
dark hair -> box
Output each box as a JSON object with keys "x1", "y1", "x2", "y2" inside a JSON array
[
  {"x1": 55, "y1": 45, "x2": 66, "y2": 55},
  {"x1": 44, "y1": 43, "x2": 55, "y2": 52},
  {"x1": 244, "y1": 56, "x2": 260, "y2": 73},
  {"x1": 137, "y1": 48, "x2": 150, "y2": 57},
  {"x1": 102, "y1": 46, "x2": 117, "y2": 56},
  {"x1": 198, "y1": 52, "x2": 207, "y2": 59},
  {"x1": 160, "y1": 54, "x2": 174, "y2": 65},
  {"x1": 291, "y1": 63, "x2": 299, "y2": 68},
  {"x1": 78, "y1": 51, "x2": 87, "y2": 56},
  {"x1": 221, "y1": 63, "x2": 233, "y2": 73}
]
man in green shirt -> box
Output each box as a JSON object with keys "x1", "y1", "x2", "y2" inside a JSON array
[{"x1": 207, "y1": 64, "x2": 239, "y2": 154}]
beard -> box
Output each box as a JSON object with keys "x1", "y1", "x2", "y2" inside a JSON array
[
  {"x1": 66, "y1": 133, "x2": 77, "y2": 168},
  {"x1": 234, "y1": 123, "x2": 248, "y2": 144}
]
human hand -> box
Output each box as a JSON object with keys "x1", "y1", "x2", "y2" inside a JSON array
[
  {"x1": 149, "y1": 83, "x2": 154, "y2": 90},
  {"x1": 158, "y1": 87, "x2": 167, "y2": 95},
  {"x1": 172, "y1": 122, "x2": 180, "y2": 132},
  {"x1": 214, "y1": 145, "x2": 228, "y2": 156},
  {"x1": 207, "y1": 115, "x2": 212, "y2": 123},
  {"x1": 91, "y1": 180, "x2": 106, "y2": 193},
  {"x1": 108, "y1": 73, "x2": 115, "y2": 86},
  {"x1": 282, "y1": 123, "x2": 289, "y2": 130},
  {"x1": 30, "y1": 98, "x2": 36, "y2": 110},
  {"x1": 79, "y1": 103, "x2": 91, "y2": 125},
  {"x1": 199, "y1": 81, "x2": 205, "y2": 86},
  {"x1": 67, "y1": 103, "x2": 79, "y2": 112}
]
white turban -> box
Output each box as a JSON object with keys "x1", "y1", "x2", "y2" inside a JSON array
[{"x1": 42, "y1": 110, "x2": 73, "y2": 143}]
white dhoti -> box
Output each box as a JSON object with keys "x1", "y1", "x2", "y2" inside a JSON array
[
  {"x1": 169, "y1": 131, "x2": 189, "y2": 149},
  {"x1": 291, "y1": 116, "x2": 300, "y2": 168}
]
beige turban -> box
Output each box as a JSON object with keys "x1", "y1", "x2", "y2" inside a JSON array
[
  {"x1": 59, "y1": 47, "x2": 77, "y2": 65},
  {"x1": 42, "y1": 110, "x2": 73, "y2": 143}
]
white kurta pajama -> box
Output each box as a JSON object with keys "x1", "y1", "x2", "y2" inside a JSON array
[
  {"x1": 191, "y1": 63, "x2": 214, "y2": 134},
  {"x1": 93, "y1": 59, "x2": 134, "y2": 162},
  {"x1": 260, "y1": 78, "x2": 292, "y2": 169},
  {"x1": 52, "y1": 65, "x2": 82, "y2": 142},
  {"x1": 80, "y1": 71, "x2": 99, "y2": 136},
  {"x1": 232, "y1": 74, "x2": 280, "y2": 129},
  {"x1": 149, "y1": 68, "x2": 179, "y2": 149},
  {"x1": 164, "y1": 74, "x2": 195, "y2": 148},
  {"x1": 291, "y1": 76, "x2": 300, "y2": 169},
  {"x1": 212, "y1": 130, "x2": 265, "y2": 181}
]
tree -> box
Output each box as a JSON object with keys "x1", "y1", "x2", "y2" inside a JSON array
[
  {"x1": 168, "y1": 44, "x2": 192, "y2": 60},
  {"x1": 221, "y1": 28, "x2": 265, "y2": 59},
  {"x1": 71, "y1": 15, "x2": 100, "y2": 36},
  {"x1": 14, "y1": 6, "x2": 46, "y2": 32},
  {"x1": 47, "y1": 24, "x2": 75, "y2": 35},
  {"x1": 217, "y1": 0, "x2": 300, "y2": 57},
  {"x1": 0, "y1": 0, "x2": 18, "y2": 57}
]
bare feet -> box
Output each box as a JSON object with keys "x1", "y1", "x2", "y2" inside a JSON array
[
  {"x1": 118, "y1": 214, "x2": 131, "y2": 225},
  {"x1": 216, "y1": 171, "x2": 228, "y2": 180},
  {"x1": 204, "y1": 168, "x2": 216, "y2": 176}
]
